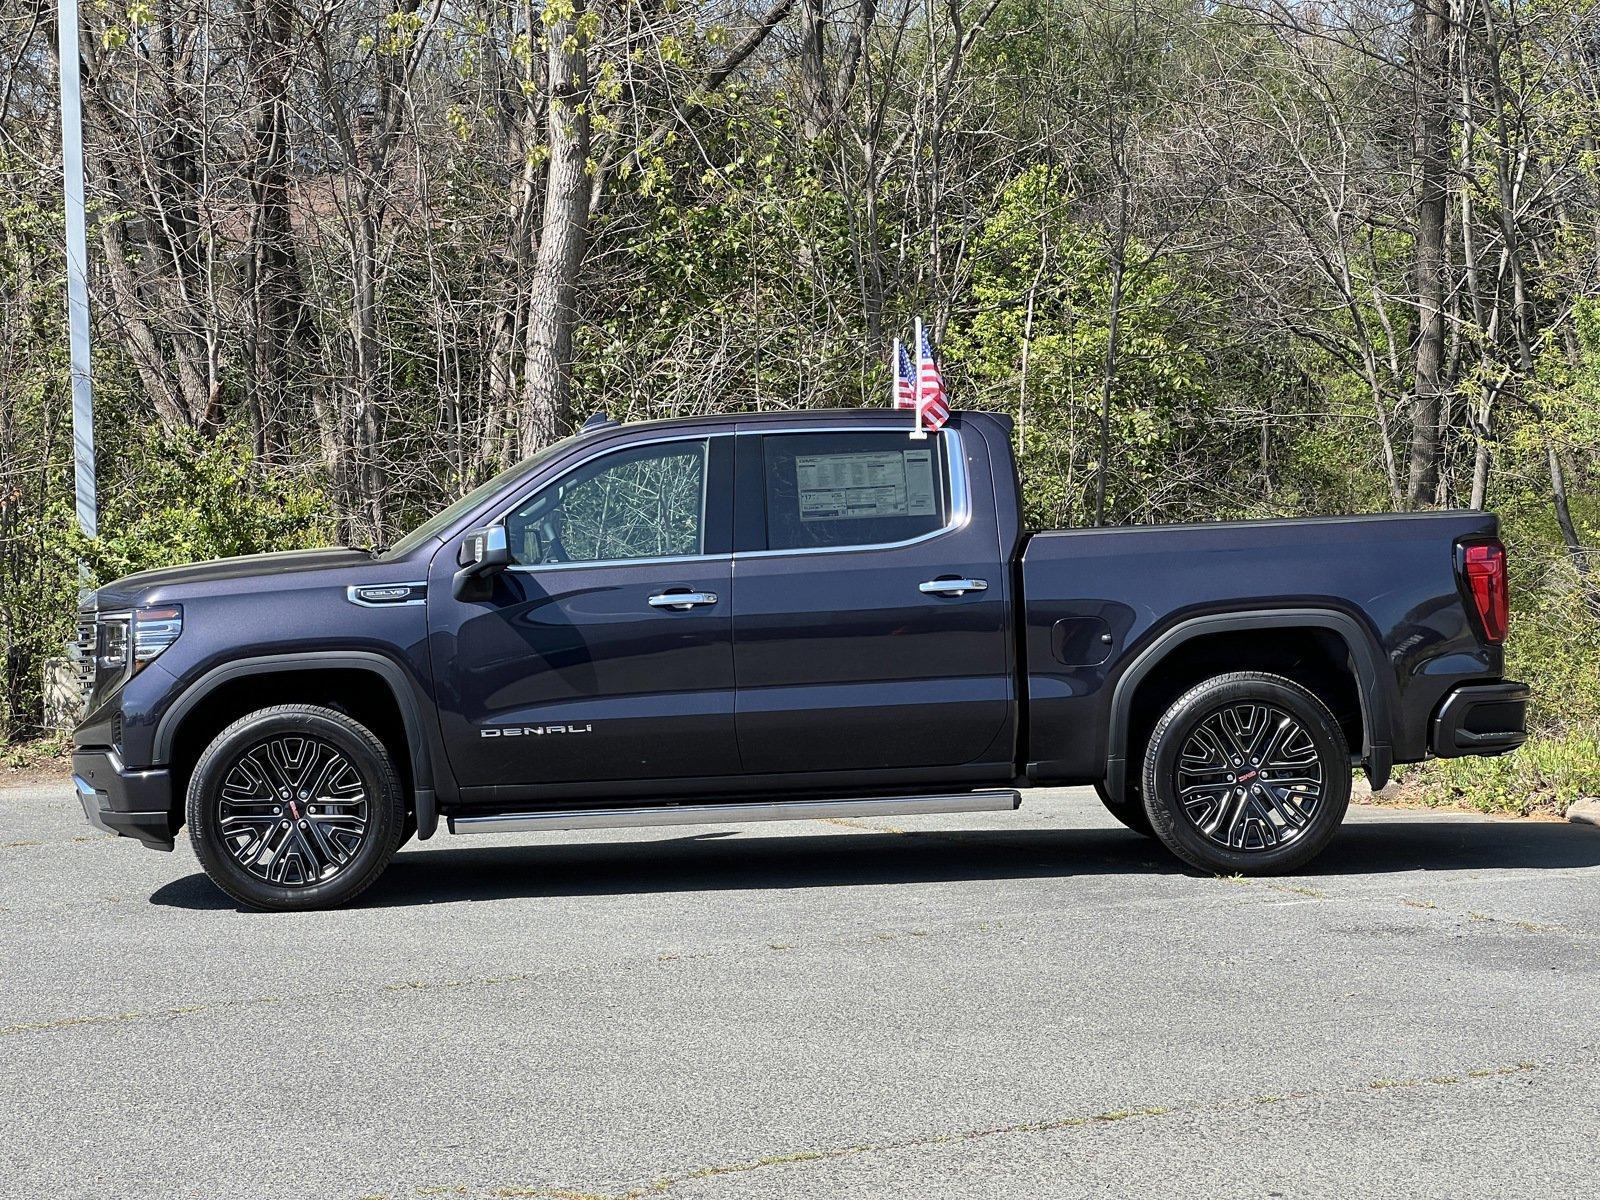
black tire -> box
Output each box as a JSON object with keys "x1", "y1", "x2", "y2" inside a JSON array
[
  {"x1": 1093, "y1": 780, "x2": 1155, "y2": 837},
  {"x1": 186, "y1": 704, "x2": 407, "y2": 911},
  {"x1": 1142, "y1": 672, "x2": 1350, "y2": 875}
]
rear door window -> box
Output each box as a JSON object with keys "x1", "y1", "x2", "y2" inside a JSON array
[{"x1": 760, "y1": 431, "x2": 950, "y2": 551}]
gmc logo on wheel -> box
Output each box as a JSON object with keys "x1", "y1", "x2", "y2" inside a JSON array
[{"x1": 480, "y1": 724, "x2": 594, "y2": 737}]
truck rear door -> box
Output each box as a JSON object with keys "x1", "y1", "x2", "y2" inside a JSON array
[{"x1": 730, "y1": 420, "x2": 1014, "y2": 777}]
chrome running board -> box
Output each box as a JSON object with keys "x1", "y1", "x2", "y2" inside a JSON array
[{"x1": 446, "y1": 790, "x2": 1021, "y2": 836}]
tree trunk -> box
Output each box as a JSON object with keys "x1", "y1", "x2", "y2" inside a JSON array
[
  {"x1": 519, "y1": 3, "x2": 592, "y2": 456},
  {"x1": 243, "y1": 0, "x2": 310, "y2": 462},
  {"x1": 1096, "y1": 215, "x2": 1126, "y2": 528},
  {"x1": 799, "y1": 0, "x2": 831, "y2": 140},
  {"x1": 349, "y1": 206, "x2": 387, "y2": 544},
  {"x1": 1406, "y1": 0, "x2": 1451, "y2": 509}
]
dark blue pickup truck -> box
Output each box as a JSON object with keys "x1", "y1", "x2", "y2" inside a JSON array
[{"x1": 72, "y1": 408, "x2": 1528, "y2": 909}]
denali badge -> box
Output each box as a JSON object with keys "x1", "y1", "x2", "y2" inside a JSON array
[{"x1": 481, "y1": 724, "x2": 594, "y2": 737}]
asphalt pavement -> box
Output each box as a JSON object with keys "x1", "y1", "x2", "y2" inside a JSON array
[{"x1": 2, "y1": 778, "x2": 1598, "y2": 1199}]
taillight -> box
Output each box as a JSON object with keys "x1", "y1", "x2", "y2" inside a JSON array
[{"x1": 1460, "y1": 540, "x2": 1508, "y2": 644}]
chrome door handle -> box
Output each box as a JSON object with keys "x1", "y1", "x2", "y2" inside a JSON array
[
  {"x1": 648, "y1": 591, "x2": 718, "y2": 611},
  {"x1": 919, "y1": 578, "x2": 989, "y2": 597}
]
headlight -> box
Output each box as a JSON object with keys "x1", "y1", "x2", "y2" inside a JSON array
[
  {"x1": 89, "y1": 614, "x2": 130, "y2": 709},
  {"x1": 87, "y1": 605, "x2": 182, "y2": 708},
  {"x1": 133, "y1": 605, "x2": 182, "y2": 669},
  {"x1": 97, "y1": 616, "x2": 130, "y2": 677}
]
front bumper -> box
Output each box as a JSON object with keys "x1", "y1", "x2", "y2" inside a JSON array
[
  {"x1": 72, "y1": 748, "x2": 176, "y2": 851},
  {"x1": 1430, "y1": 681, "x2": 1530, "y2": 758}
]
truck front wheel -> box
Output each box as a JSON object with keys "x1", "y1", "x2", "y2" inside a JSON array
[
  {"x1": 1141, "y1": 672, "x2": 1350, "y2": 875},
  {"x1": 185, "y1": 704, "x2": 408, "y2": 911}
]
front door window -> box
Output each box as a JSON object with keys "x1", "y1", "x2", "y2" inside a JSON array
[{"x1": 507, "y1": 440, "x2": 707, "y2": 566}]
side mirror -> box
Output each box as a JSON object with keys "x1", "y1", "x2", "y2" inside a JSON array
[{"x1": 452, "y1": 524, "x2": 510, "y2": 601}]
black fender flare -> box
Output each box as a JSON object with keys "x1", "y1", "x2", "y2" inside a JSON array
[
  {"x1": 1104, "y1": 608, "x2": 1396, "y2": 800},
  {"x1": 152, "y1": 651, "x2": 439, "y2": 839}
]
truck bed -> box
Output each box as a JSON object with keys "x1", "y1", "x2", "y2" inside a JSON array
[{"x1": 1018, "y1": 509, "x2": 1503, "y2": 782}]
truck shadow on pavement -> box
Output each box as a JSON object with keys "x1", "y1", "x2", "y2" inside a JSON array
[{"x1": 150, "y1": 816, "x2": 1600, "y2": 911}]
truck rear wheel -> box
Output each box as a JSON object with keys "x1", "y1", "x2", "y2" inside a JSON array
[
  {"x1": 186, "y1": 704, "x2": 407, "y2": 911},
  {"x1": 1141, "y1": 672, "x2": 1350, "y2": 875}
]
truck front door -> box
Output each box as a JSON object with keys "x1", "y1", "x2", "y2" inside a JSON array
[{"x1": 429, "y1": 435, "x2": 739, "y2": 792}]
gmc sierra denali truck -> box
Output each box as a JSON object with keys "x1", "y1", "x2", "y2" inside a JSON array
[{"x1": 72, "y1": 408, "x2": 1529, "y2": 910}]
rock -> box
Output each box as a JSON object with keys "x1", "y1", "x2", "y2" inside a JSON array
[
  {"x1": 1569, "y1": 798, "x2": 1600, "y2": 828},
  {"x1": 41, "y1": 657, "x2": 84, "y2": 732}
]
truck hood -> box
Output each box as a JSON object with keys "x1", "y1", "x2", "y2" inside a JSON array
[{"x1": 88, "y1": 547, "x2": 373, "y2": 611}]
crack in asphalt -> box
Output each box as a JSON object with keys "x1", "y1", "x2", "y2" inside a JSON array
[
  {"x1": 461, "y1": 1058, "x2": 1572, "y2": 1200},
  {"x1": 0, "y1": 834, "x2": 109, "y2": 850},
  {"x1": 5, "y1": 881, "x2": 1593, "y2": 1040}
]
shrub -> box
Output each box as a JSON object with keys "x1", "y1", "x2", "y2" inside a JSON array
[
  {"x1": 1394, "y1": 727, "x2": 1600, "y2": 816},
  {"x1": 0, "y1": 426, "x2": 331, "y2": 740},
  {"x1": 1391, "y1": 521, "x2": 1600, "y2": 815}
]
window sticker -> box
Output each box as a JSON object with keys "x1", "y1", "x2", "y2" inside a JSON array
[
  {"x1": 795, "y1": 449, "x2": 938, "y2": 521},
  {"x1": 902, "y1": 449, "x2": 936, "y2": 516}
]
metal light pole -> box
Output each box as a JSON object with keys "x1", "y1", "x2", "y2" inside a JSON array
[{"x1": 58, "y1": 0, "x2": 96, "y2": 544}]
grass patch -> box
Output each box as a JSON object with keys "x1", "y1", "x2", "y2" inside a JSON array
[
  {"x1": 1391, "y1": 724, "x2": 1600, "y2": 817},
  {"x1": 1, "y1": 734, "x2": 70, "y2": 781}
]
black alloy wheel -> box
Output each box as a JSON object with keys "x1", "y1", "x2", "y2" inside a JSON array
[
  {"x1": 187, "y1": 704, "x2": 406, "y2": 910},
  {"x1": 216, "y1": 735, "x2": 371, "y2": 887},
  {"x1": 1174, "y1": 701, "x2": 1324, "y2": 852},
  {"x1": 1142, "y1": 672, "x2": 1351, "y2": 875}
]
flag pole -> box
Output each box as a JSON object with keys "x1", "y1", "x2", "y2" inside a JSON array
[
  {"x1": 891, "y1": 337, "x2": 901, "y2": 407},
  {"x1": 910, "y1": 318, "x2": 928, "y2": 439}
]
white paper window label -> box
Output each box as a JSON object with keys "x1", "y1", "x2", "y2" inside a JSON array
[
  {"x1": 902, "y1": 449, "x2": 936, "y2": 516},
  {"x1": 796, "y1": 449, "x2": 938, "y2": 521}
]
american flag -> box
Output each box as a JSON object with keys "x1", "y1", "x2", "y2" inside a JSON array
[
  {"x1": 916, "y1": 323, "x2": 950, "y2": 432},
  {"x1": 893, "y1": 340, "x2": 917, "y2": 409}
]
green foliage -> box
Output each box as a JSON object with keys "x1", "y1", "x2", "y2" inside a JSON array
[
  {"x1": 74, "y1": 427, "x2": 332, "y2": 584},
  {"x1": 1395, "y1": 506, "x2": 1600, "y2": 814},
  {"x1": 948, "y1": 165, "x2": 1229, "y2": 527},
  {"x1": 1532, "y1": 297, "x2": 1600, "y2": 464},
  {"x1": 3, "y1": 732, "x2": 69, "y2": 775},
  {"x1": 575, "y1": 110, "x2": 873, "y2": 417},
  {"x1": 1395, "y1": 727, "x2": 1600, "y2": 816},
  {"x1": 1272, "y1": 414, "x2": 1396, "y2": 517},
  {"x1": 1505, "y1": 563, "x2": 1600, "y2": 735},
  {"x1": 0, "y1": 423, "x2": 330, "y2": 741}
]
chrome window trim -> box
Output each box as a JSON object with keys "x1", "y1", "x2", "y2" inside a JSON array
[
  {"x1": 505, "y1": 552, "x2": 733, "y2": 574},
  {"x1": 498, "y1": 432, "x2": 718, "y2": 571},
  {"x1": 486, "y1": 422, "x2": 967, "y2": 574},
  {"x1": 738, "y1": 426, "x2": 968, "y2": 560}
]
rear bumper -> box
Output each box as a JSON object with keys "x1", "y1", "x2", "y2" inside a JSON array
[
  {"x1": 1430, "y1": 681, "x2": 1530, "y2": 758},
  {"x1": 72, "y1": 748, "x2": 176, "y2": 851}
]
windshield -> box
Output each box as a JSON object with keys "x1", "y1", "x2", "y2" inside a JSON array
[{"x1": 377, "y1": 434, "x2": 583, "y2": 560}]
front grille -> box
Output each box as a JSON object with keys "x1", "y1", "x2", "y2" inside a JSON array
[{"x1": 75, "y1": 615, "x2": 97, "y2": 708}]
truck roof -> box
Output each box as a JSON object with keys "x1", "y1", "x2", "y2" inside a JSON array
[{"x1": 572, "y1": 406, "x2": 981, "y2": 440}]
